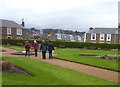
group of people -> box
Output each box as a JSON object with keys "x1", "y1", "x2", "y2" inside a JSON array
[{"x1": 24, "y1": 40, "x2": 54, "y2": 59}]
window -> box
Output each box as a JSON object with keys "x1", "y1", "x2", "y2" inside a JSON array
[
  {"x1": 100, "y1": 34, "x2": 104, "y2": 41},
  {"x1": 69, "y1": 35, "x2": 74, "y2": 40},
  {"x1": 84, "y1": 33, "x2": 86, "y2": 42},
  {"x1": 77, "y1": 36, "x2": 81, "y2": 40},
  {"x1": 7, "y1": 28, "x2": 11, "y2": 34},
  {"x1": 57, "y1": 34, "x2": 61, "y2": 39},
  {"x1": 64, "y1": 36, "x2": 67, "y2": 38},
  {"x1": 91, "y1": 33, "x2": 96, "y2": 40},
  {"x1": 107, "y1": 34, "x2": 111, "y2": 41},
  {"x1": 17, "y1": 29, "x2": 22, "y2": 35}
]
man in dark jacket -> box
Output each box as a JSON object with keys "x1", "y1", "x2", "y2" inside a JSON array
[
  {"x1": 40, "y1": 40, "x2": 47, "y2": 59},
  {"x1": 48, "y1": 41, "x2": 54, "y2": 59}
]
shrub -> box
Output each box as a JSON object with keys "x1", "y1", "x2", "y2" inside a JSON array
[
  {"x1": 2, "y1": 61, "x2": 12, "y2": 71},
  {"x1": 16, "y1": 43, "x2": 23, "y2": 46},
  {"x1": 1, "y1": 39, "x2": 120, "y2": 49}
]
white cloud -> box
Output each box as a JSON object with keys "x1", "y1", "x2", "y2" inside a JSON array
[{"x1": 0, "y1": 0, "x2": 119, "y2": 31}]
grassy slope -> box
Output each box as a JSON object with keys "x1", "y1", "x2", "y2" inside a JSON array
[
  {"x1": 54, "y1": 48, "x2": 119, "y2": 71},
  {"x1": 2, "y1": 56, "x2": 117, "y2": 85}
]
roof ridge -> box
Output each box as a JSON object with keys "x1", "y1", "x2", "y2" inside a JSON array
[{"x1": 0, "y1": 19, "x2": 24, "y2": 28}]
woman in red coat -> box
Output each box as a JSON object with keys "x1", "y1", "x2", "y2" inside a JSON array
[
  {"x1": 33, "y1": 40, "x2": 39, "y2": 57},
  {"x1": 24, "y1": 41, "x2": 31, "y2": 57}
]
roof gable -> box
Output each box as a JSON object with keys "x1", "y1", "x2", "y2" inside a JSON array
[{"x1": 0, "y1": 19, "x2": 24, "y2": 29}]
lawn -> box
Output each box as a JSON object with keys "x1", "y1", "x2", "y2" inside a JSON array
[
  {"x1": 54, "y1": 48, "x2": 119, "y2": 71},
  {"x1": 5, "y1": 45, "x2": 27, "y2": 51},
  {"x1": 3, "y1": 45, "x2": 119, "y2": 71},
  {"x1": 2, "y1": 56, "x2": 118, "y2": 85},
  {"x1": 4, "y1": 45, "x2": 40, "y2": 52},
  {"x1": 0, "y1": 50, "x2": 5, "y2": 52}
]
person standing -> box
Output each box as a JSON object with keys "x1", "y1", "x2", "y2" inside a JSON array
[
  {"x1": 40, "y1": 40, "x2": 47, "y2": 59},
  {"x1": 24, "y1": 41, "x2": 31, "y2": 57},
  {"x1": 33, "y1": 40, "x2": 39, "y2": 57},
  {"x1": 48, "y1": 41, "x2": 54, "y2": 59}
]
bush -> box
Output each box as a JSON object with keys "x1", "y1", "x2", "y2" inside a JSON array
[
  {"x1": 2, "y1": 61, "x2": 12, "y2": 71},
  {"x1": 16, "y1": 43, "x2": 23, "y2": 46},
  {"x1": 2, "y1": 39, "x2": 35, "y2": 45},
  {"x1": 1, "y1": 39, "x2": 120, "y2": 49},
  {"x1": 58, "y1": 45, "x2": 66, "y2": 48}
]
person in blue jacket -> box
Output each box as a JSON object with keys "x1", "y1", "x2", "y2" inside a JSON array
[
  {"x1": 40, "y1": 40, "x2": 47, "y2": 59},
  {"x1": 48, "y1": 41, "x2": 54, "y2": 59}
]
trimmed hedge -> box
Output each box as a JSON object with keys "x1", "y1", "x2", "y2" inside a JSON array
[
  {"x1": 2, "y1": 39, "x2": 42, "y2": 46},
  {"x1": 52, "y1": 41, "x2": 119, "y2": 49},
  {"x1": 1, "y1": 39, "x2": 120, "y2": 49}
]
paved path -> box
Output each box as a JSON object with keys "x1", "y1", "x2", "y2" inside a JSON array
[{"x1": 1, "y1": 46, "x2": 119, "y2": 83}]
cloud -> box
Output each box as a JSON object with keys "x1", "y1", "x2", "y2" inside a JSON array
[{"x1": 0, "y1": 0, "x2": 119, "y2": 31}]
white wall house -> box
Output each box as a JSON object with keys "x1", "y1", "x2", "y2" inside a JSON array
[{"x1": 85, "y1": 28, "x2": 118, "y2": 44}]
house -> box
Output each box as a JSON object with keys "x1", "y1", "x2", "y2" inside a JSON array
[
  {"x1": 84, "y1": 27, "x2": 119, "y2": 44},
  {"x1": 0, "y1": 19, "x2": 28, "y2": 39},
  {"x1": 55, "y1": 33, "x2": 83, "y2": 42},
  {"x1": 55, "y1": 33, "x2": 70, "y2": 41},
  {"x1": 74, "y1": 35, "x2": 83, "y2": 42}
]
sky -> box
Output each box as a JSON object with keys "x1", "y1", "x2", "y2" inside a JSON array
[
  {"x1": 0, "y1": 0, "x2": 119, "y2": 32},
  {"x1": 119, "y1": 1, "x2": 120, "y2": 24}
]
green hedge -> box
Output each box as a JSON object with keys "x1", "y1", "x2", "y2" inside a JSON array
[
  {"x1": 52, "y1": 41, "x2": 119, "y2": 49},
  {"x1": 1, "y1": 39, "x2": 120, "y2": 49},
  {"x1": 1, "y1": 39, "x2": 42, "y2": 46}
]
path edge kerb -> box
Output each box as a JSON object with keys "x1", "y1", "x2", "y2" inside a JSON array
[{"x1": 53, "y1": 57, "x2": 120, "y2": 72}]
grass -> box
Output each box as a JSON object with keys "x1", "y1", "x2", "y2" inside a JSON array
[
  {"x1": 4, "y1": 45, "x2": 119, "y2": 71},
  {"x1": 5, "y1": 45, "x2": 27, "y2": 51},
  {"x1": 5, "y1": 45, "x2": 41, "y2": 52},
  {"x1": 0, "y1": 50, "x2": 5, "y2": 52},
  {"x1": 54, "y1": 48, "x2": 119, "y2": 71},
  {"x1": 2, "y1": 56, "x2": 118, "y2": 85}
]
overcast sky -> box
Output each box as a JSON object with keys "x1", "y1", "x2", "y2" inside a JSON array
[{"x1": 0, "y1": 0, "x2": 119, "y2": 31}]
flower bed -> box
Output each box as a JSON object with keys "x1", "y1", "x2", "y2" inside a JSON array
[
  {"x1": 1, "y1": 60, "x2": 32, "y2": 76},
  {"x1": 11, "y1": 51, "x2": 35, "y2": 55},
  {"x1": 80, "y1": 54, "x2": 120, "y2": 61}
]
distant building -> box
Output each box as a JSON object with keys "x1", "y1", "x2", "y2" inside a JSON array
[
  {"x1": 55, "y1": 33, "x2": 83, "y2": 42},
  {"x1": 0, "y1": 19, "x2": 28, "y2": 39},
  {"x1": 74, "y1": 35, "x2": 82, "y2": 42},
  {"x1": 84, "y1": 28, "x2": 119, "y2": 44}
]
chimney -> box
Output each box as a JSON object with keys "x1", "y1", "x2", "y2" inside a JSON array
[
  {"x1": 89, "y1": 27, "x2": 93, "y2": 30},
  {"x1": 118, "y1": 23, "x2": 120, "y2": 28},
  {"x1": 21, "y1": 18, "x2": 25, "y2": 27}
]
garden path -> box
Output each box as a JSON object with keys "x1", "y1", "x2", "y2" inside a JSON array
[{"x1": 1, "y1": 46, "x2": 119, "y2": 83}]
